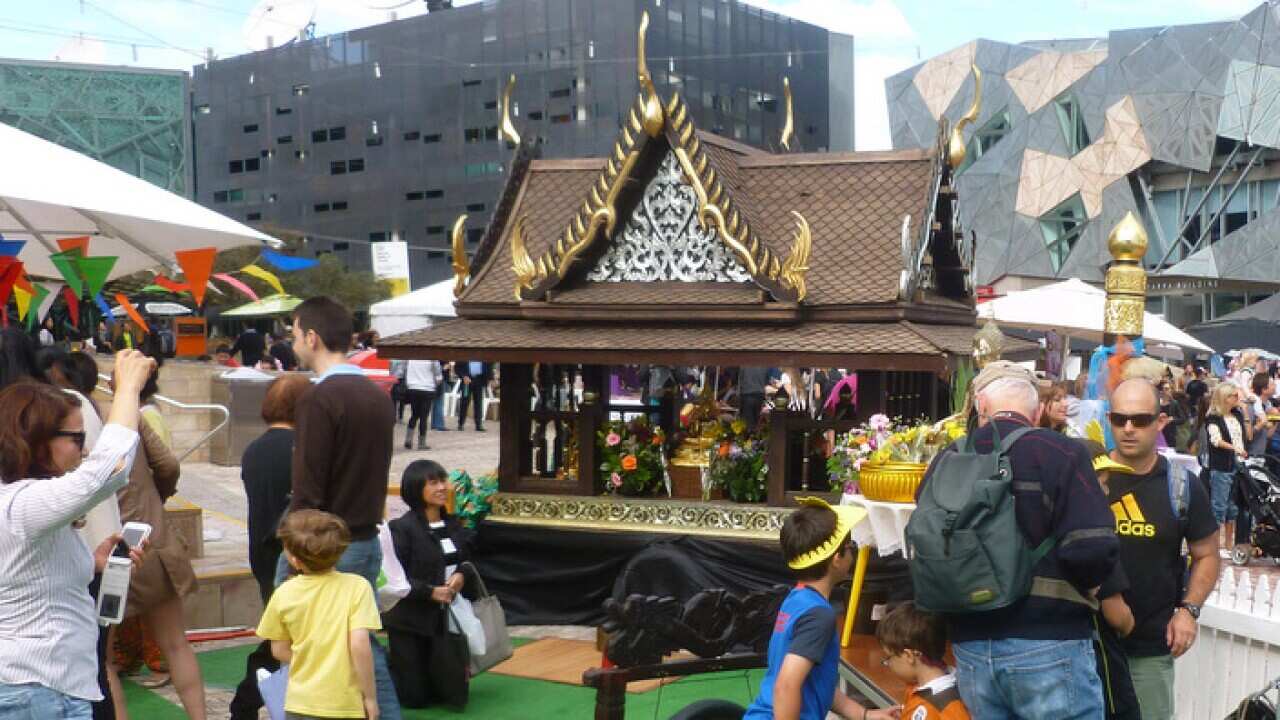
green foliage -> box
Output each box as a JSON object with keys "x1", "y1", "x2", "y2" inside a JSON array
[
  {"x1": 706, "y1": 419, "x2": 768, "y2": 503},
  {"x1": 598, "y1": 416, "x2": 668, "y2": 496}
]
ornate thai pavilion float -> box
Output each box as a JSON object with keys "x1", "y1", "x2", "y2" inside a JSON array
[{"x1": 379, "y1": 13, "x2": 988, "y2": 624}]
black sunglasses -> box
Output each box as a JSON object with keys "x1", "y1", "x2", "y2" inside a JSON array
[
  {"x1": 55, "y1": 430, "x2": 87, "y2": 450},
  {"x1": 1109, "y1": 412, "x2": 1157, "y2": 429}
]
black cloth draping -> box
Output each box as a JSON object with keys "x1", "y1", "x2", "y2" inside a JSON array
[{"x1": 472, "y1": 521, "x2": 793, "y2": 625}]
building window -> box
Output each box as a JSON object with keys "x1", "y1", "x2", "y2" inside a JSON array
[
  {"x1": 466, "y1": 228, "x2": 484, "y2": 244},
  {"x1": 369, "y1": 232, "x2": 388, "y2": 242},
  {"x1": 246, "y1": 212, "x2": 262, "y2": 221},
  {"x1": 348, "y1": 158, "x2": 364, "y2": 172},
  {"x1": 1040, "y1": 194, "x2": 1087, "y2": 272},
  {"x1": 426, "y1": 225, "x2": 445, "y2": 235},
  {"x1": 405, "y1": 191, "x2": 425, "y2": 201},
  {"x1": 294, "y1": 149, "x2": 308, "y2": 160},
  {"x1": 423, "y1": 133, "x2": 442, "y2": 144},
  {"x1": 403, "y1": 131, "x2": 420, "y2": 141},
  {"x1": 464, "y1": 128, "x2": 482, "y2": 143},
  {"x1": 330, "y1": 160, "x2": 346, "y2": 175},
  {"x1": 277, "y1": 135, "x2": 293, "y2": 144},
  {"x1": 484, "y1": 126, "x2": 499, "y2": 141},
  {"x1": 312, "y1": 129, "x2": 328, "y2": 143},
  {"x1": 292, "y1": 83, "x2": 310, "y2": 96},
  {"x1": 332, "y1": 201, "x2": 348, "y2": 211},
  {"x1": 427, "y1": 250, "x2": 445, "y2": 260},
  {"x1": 228, "y1": 189, "x2": 244, "y2": 203},
  {"x1": 425, "y1": 189, "x2": 444, "y2": 199},
  {"x1": 276, "y1": 107, "x2": 292, "y2": 115},
  {"x1": 959, "y1": 109, "x2": 1013, "y2": 173},
  {"x1": 245, "y1": 157, "x2": 261, "y2": 172},
  {"x1": 329, "y1": 126, "x2": 346, "y2": 141},
  {"x1": 463, "y1": 162, "x2": 502, "y2": 177},
  {"x1": 314, "y1": 203, "x2": 330, "y2": 212},
  {"x1": 366, "y1": 136, "x2": 384, "y2": 147},
  {"x1": 462, "y1": 79, "x2": 481, "y2": 88},
  {"x1": 550, "y1": 113, "x2": 571, "y2": 124},
  {"x1": 334, "y1": 242, "x2": 350, "y2": 251},
  {"x1": 195, "y1": 104, "x2": 211, "y2": 115},
  {"x1": 1053, "y1": 94, "x2": 1091, "y2": 156},
  {"x1": 243, "y1": 123, "x2": 258, "y2": 133},
  {"x1": 260, "y1": 149, "x2": 273, "y2": 158},
  {"x1": 549, "y1": 87, "x2": 571, "y2": 99},
  {"x1": 484, "y1": 100, "x2": 498, "y2": 110},
  {"x1": 213, "y1": 190, "x2": 228, "y2": 204},
  {"x1": 229, "y1": 160, "x2": 243, "y2": 174},
  {"x1": 268, "y1": 193, "x2": 278, "y2": 203},
  {"x1": 466, "y1": 202, "x2": 486, "y2": 212},
  {"x1": 527, "y1": 110, "x2": 544, "y2": 121}
]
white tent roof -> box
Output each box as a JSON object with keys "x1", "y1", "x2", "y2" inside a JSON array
[
  {"x1": 0, "y1": 121, "x2": 275, "y2": 280},
  {"x1": 369, "y1": 279, "x2": 457, "y2": 337},
  {"x1": 977, "y1": 278, "x2": 1214, "y2": 355}
]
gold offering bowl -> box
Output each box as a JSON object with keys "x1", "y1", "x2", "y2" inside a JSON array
[
  {"x1": 671, "y1": 435, "x2": 714, "y2": 468},
  {"x1": 859, "y1": 461, "x2": 928, "y2": 503}
]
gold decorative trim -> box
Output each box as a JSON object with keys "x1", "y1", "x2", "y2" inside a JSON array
[
  {"x1": 499, "y1": 74, "x2": 521, "y2": 146},
  {"x1": 779, "y1": 77, "x2": 795, "y2": 151},
  {"x1": 1104, "y1": 211, "x2": 1149, "y2": 338},
  {"x1": 487, "y1": 493, "x2": 792, "y2": 540},
  {"x1": 779, "y1": 211, "x2": 811, "y2": 301},
  {"x1": 636, "y1": 11, "x2": 664, "y2": 138},
  {"x1": 451, "y1": 214, "x2": 469, "y2": 298},
  {"x1": 510, "y1": 215, "x2": 540, "y2": 300},
  {"x1": 947, "y1": 64, "x2": 983, "y2": 170}
]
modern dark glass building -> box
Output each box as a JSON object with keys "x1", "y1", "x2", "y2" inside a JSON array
[{"x1": 191, "y1": 0, "x2": 853, "y2": 286}]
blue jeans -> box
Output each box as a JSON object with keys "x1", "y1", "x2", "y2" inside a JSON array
[
  {"x1": 431, "y1": 391, "x2": 447, "y2": 430},
  {"x1": 953, "y1": 638, "x2": 1102, "y2": 720},
  {"x1": 0, "y1": 683, "x2": 92, "y2": 720},
  {"x1": 1210, "y1": 469, "x2": 1238, "y2": 524},
  {"x1": 275, "y1": 537, "x2": 401, "y2": 720}
]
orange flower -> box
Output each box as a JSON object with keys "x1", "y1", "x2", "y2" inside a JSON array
[
  {"x1": 718, "y1": 442, "x2": 731, "y2": 458},
  {"x1": 621, "y1": 455, "x2": 638, "y2": 471},
  {"x1": 652, "y1": 435, "x2": 663, "y2": 446}
]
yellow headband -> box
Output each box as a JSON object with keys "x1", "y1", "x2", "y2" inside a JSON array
[
  {"x1": 787, "y1": 497, "x2": 868, "y2": 570},
  {"x1": 1092, "y1": 455, "x2": 1133, "y2": 475}
]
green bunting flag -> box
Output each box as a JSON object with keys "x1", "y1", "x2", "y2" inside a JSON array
[
  {"x1": 76, "y1": 256, "x2": 117, "y2": 298},
  {"x1": 49, "y1": 250, "x2": 84, "y2": 298}
]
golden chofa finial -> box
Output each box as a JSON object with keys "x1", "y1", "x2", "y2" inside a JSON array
[
  {"x1": 450, "y1": 214, "x2": 469, "y2": 298},
  {"x1": 636, "y1": 11, "x2": 664, "y2": 137},
  {"x1": 1103, "y1": 211, "x2": 1150, "y2": 339},
  {"x1": 499, "y1": 74, "x2": 521, "y2": 146},
  {"x1": 947, "y1": 64, "x2": 983, "y2": 170},
  {"x1": 779, "y1": 77, "x2": 795, "y2": 151}
]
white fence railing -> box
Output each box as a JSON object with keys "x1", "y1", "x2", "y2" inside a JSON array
[{"x1": 1175, "y1": 566, "x2": 1280, "y2": 719}]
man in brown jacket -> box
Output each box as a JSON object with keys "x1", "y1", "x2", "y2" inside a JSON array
[{"x1": 275, "y1": 296, "x2": 400, "y2": 720}]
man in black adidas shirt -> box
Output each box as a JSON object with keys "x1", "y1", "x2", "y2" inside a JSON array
[{"x1": 1108, "y1": 378, "x2": 1219, "y2": 720}]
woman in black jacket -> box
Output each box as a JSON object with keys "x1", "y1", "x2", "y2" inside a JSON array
[{"x1": 384, "y1": 459, "x2": 474, "y2": 709}]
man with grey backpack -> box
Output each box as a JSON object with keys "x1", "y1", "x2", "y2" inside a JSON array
[{"x1": 907, "y1": 361, "x2": 1119, "y2": 719}]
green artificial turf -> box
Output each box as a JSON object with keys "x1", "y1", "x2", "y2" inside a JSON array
[{"x1": 130, "y1": 637, "x2": 764, "y2": 720}]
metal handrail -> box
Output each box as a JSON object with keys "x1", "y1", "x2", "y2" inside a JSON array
[{"x1": 96, "y1": 373, "x2": 231, "y2": 463}]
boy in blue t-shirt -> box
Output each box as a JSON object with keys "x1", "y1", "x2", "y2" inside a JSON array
[{"x1": 746, "y1": 498, "x2": 901, "y2": 720}]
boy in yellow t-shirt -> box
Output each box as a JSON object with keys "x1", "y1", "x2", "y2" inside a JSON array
[{"x1": 257, "y1": 510, "x2": 382, "y2": 719}]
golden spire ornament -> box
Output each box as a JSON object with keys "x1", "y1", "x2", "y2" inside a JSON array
[
  {"x1": 1103, "y1": 211, "x2": 1149, "y2": 340},
  {"x1": 947, "y1": 64, "x2": 983, "y2": 170},
  {"x1": 779, "y1": 77, "x2": 795, "y2": 151}
]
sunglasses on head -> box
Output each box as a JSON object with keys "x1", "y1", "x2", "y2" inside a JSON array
[
  {"x1": 1109, "y1": 412, "x2": 1157, "y2": 429},
  {"x1": 55, "y1": 430, "x2": 87, "y2": 450}
]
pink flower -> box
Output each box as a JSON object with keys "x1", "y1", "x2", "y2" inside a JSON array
[
  {"x1": 868, "y1": 414, "x2": 891, "y2": 432},
  {"x1": 606, "y1": 432, "x2": 622, "y2": 447},
  {"x1": 610, "y1": 472, "x2": 623, "y2": 488}
]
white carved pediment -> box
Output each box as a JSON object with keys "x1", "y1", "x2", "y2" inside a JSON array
[{"x1": 587, "y1": 151, "x2": 751, "y2": 283}]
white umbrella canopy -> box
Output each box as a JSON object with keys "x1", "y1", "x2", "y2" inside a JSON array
[
  {"x1": 110, "y1": 302, "x2": 192, "y2": 318},
  {"x1": 0, "y1": 121, "x2": 275, "y2": 281},
  {"x1": 977, "y1": 278, "x2": 1214, "y2": 355},
  {"x1": 368, "y1": 279, "x2": 458, "y2": 337}
]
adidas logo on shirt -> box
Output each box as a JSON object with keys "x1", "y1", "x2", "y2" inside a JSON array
[{"x1": 1111, "y1": 493, "x2": 1155, "y2": 537}]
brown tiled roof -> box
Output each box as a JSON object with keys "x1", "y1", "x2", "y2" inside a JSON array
[
  {"x1": 379, "y1": 318, "x2": 968, "y2": 371},
  {"x1": 549, "y1": 282, "x2": 765, "y2": 306}
]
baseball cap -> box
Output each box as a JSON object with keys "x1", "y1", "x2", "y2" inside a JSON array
[{"x1": 972, "y1": 360, "x2": 1038, "y2": 395}]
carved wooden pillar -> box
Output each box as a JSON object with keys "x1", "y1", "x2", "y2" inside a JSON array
[
  {"x1": 576, "y1": 365, "x2": 608, "y2": 496},
  {"x1": 499, "y1": 363, "x2": 532, "y2": 492},
  {"x1": 593, "y1": 676, "x2": 627, "y2": 720},
  {"x1": 766, "y1": 409, "x2": 793, "y2": 506}
]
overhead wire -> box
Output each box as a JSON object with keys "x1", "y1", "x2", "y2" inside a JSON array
[{"x1": 80, "y1": 0, "x2": 207, "y2": 59}]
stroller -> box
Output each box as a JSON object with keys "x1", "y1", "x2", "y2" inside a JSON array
[{"x1": 1231, "y1": 457, "x2": 1280, "y2": 566}]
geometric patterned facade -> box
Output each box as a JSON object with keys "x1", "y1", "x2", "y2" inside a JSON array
[
  {"x1": 0, "y1": 59, "x2": 191, "y2": 197},
  {"x1": 887, "y1": 2, "x2": 1280, "y2": 290}
]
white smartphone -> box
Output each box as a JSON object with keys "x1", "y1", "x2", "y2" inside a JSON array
[
  {"x1": 97, "y1": 556, "x2": 132, "y2": 625},
  {"x1": 120, "y1": 522, "x2": 152, "y2": 550}
]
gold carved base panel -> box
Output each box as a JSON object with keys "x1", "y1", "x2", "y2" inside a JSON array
[{"x1": 486, "y1": 493, "x2": 791, "y2": 540}]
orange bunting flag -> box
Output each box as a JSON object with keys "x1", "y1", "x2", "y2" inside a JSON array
[
  {"x1": 114, "y1": 293, "x2": 150, "y2": 334},
  {"x1": 175, "y1": 248, "x2": 217, "y2": 306},
  {"x1": 56, "y1": 236, "x2": 90, "y2": 257}
]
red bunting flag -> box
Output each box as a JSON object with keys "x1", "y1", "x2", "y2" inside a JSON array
[
  {"x1": 155, "y1": 275, "x2": 191, "y2": 294},
  {"x1": 175, "y1": 248, "x2": 217, "y2": 306},
  {"x1": 0, "y1": 261, "x2": 23, "y2": 309},
  {"x1": 62, "y1": 286, "x2": 80, "y2": 327}
]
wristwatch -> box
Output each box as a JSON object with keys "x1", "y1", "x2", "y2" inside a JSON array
[{"x1": 1177, "y1": 602, "x2": 1201, "y2": 620}]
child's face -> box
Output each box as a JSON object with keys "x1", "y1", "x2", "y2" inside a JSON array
[{"x1": 880, "y1": 645, "x2": 921, "y2": 683}]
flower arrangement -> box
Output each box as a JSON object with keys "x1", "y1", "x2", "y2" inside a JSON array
[
  {"x1": 827, "y1": 414, "x2": 966, "y2": 494},
  {"x1": 706, "y1": 418, "x2": 769, "y2": 502},
  {"x1": 598, "y1": 416, "x2": 668, "y2": 496},
  {"x1": 450, "y1": 470, "x2": 499, "y2": 528}
]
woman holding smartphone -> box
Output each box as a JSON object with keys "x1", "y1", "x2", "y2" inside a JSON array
[{"x1": 0, "y1": 350, "x2": 153, "y2": 719}]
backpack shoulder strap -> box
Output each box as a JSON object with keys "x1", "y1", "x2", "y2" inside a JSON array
[
  {"x1": 1165, "y1": 456, "x2": 1190, "y2": 523},
  {"x1": 998, "y1": 426, "x2": 1036, "y2": 454}
]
